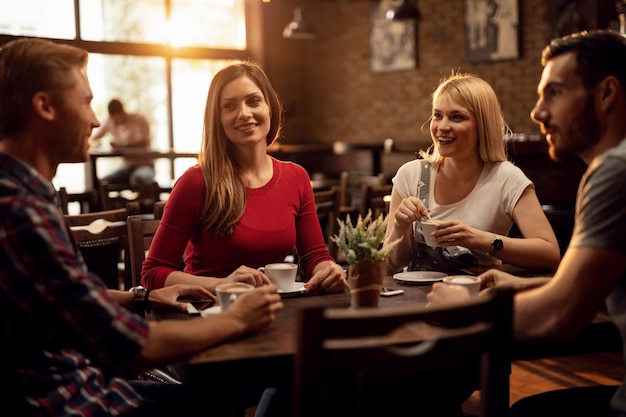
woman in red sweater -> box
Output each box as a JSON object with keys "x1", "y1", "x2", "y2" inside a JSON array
[{"x1": 142, "y1": 62, "x2": 346, "y2": 295}]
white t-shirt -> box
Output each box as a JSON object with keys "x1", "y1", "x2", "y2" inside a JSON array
[{"x1": 392, "y1": 159, "x2": 532, "y2": 264}]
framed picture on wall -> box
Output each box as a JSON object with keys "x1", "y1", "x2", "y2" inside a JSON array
[
  {"x1": 370, "y1": 0, "x2": 417, "y2": 73},
  {"x1": 465, "y1": 0, "x2": 519, "y2": 62}
]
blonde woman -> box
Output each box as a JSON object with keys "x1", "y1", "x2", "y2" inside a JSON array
[{"x1": 385, "y1": 73, "x2": 560, "y2": 273}]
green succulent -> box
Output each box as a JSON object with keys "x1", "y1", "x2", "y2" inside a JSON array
[{"x1": 331, "y1": 211, "x2": 401, "y2": 265}]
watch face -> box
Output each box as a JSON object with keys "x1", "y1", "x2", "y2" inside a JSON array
[{"x1": 492, "y1": 238, "x2": 503, "y2": 252}]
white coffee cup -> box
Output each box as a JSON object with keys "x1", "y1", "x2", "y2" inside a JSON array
[
  {"x1": 419, "y1": 219, "x2": 444, "y2": 247},
  {"x1": 216, "y1": 282, "x2": 254, "y2": 311},
  {"x1": 442, "y1": 275, "x2": 481, "y2": 298},
  {"x1": 259, "y1": 263, "x2": 298, "y2": 291}
]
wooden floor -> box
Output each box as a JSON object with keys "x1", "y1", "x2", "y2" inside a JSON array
[
  {"x1": 461, "y1": 351, "x2": 624, "y2": 415},
  {"x1": 243, "y1": 351, "x2": 623, "y2": 417}
]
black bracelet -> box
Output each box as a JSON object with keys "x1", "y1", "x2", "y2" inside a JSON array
[{"x1": 144, "y1": 288, "x2": 152, "y2": 314}]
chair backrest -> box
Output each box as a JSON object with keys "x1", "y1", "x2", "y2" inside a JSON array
[
  {"x1": 126, "y1": 214, "x2": 161, "y2": 288},
  {"x1": 66, "y1": 202, "x2": 140, "y2": 289},
  {"x1": 57, "y1": 186, "x2": 98, "y2": 215},
  {"x1": 314, "y1": 186, "x2": 342, "y2": 259},
  {"x1": 99, "y1": 181, "x2": 161, "y2": 213},
  {"x1": 339, "y1": 171, "x2": 387, "y2": 211},
  {"x1": 359, "y1": 183, "x2": 393, "y2": 218},
  {"x1": 293, "y1": 287, "x2": 514, "y2": 417},
  {"x1": 153, "y1": 200, "x2": 166, "y2": 220}
]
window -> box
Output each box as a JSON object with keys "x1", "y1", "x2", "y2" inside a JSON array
[{"x1": 0, "y1": 0, "x2": 255, "y2": 196}]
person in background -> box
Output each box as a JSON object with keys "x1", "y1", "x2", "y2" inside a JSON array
[
  {"x1": 90, "y1": 98, "x2": 155, "y2": 185},
  {"x1": 384, "y1": 73, "x2": 561, "y2": 274},
  {"x1": 141, "y1": 61, "x2": 347, "y2": 295},
  {"x1": 0, "y1": 37, "x2": 282, "y2": 417},
  {"x1": 428, "y1": 30, "x2": 626, "y2": 417}
]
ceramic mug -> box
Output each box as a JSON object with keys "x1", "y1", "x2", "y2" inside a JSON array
[
  {"x1": 442, "y1": 275, "x2": 481, "y2": 298},
  {"x1": 216, "y1": 282, "x2": 254, "y2": 311},
  {"x1": 258, "y1": 263, "x2": 298, "y2": 291}
]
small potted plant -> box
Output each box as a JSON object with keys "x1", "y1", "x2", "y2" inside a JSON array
[{"x1": 332, "y1": 211, "x2": 401, "y2": 307}]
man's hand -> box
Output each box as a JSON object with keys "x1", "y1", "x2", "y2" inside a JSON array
[
  {"x1": 150, "y1": 284, "x2": 215, "y2": 312},
  {"x1": 225, "y1": 285, "x2": 283, "y2": 335},
  {"x1": 426, "y1": 282, "x2": 471, "y2": 307}
]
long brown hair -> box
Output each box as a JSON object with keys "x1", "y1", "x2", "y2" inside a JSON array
[{"x1": 197, "y1": 61, "x2": 284, "y2": 238}]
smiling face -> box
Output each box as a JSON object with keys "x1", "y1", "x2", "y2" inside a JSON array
[
  {"x1": 219, "y1": 75, "x2": 271, "y2": 148},
  {"x1": 429, "y1": 93, "x2": 479, "y2": 161},
  {"x1": 531, "y1": 53, "x2": 599, "y2": 162}
]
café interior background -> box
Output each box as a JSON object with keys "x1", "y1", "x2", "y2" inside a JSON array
[{"x1": 0, "y1": 0, "x2": 620, "y2": 193}]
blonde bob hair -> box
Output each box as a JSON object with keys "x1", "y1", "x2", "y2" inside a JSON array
[
  {"x1": 197, "y1": 61, "x2": 284, "y2": 238},
  {"x1": 419, "y1": 73, "x2": 509, "y2": 164}
]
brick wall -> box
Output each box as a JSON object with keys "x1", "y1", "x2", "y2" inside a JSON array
[{"x1": 261, "y1": 0, "x2": 553, "y2": 153}]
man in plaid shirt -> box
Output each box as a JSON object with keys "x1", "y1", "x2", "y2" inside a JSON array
[{"x1": 0, "y1": 38, "x2": 282, "y2": 417}]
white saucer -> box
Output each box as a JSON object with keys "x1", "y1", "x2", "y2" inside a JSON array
[
  {"x1": 392, "y1": 271, "x2": 447, "y2": 284},
  {"x1": 278, "y1": 282, "x2": 306, "y2": 296}
]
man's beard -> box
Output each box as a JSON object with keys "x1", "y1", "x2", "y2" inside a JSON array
[{"x1": 549, "y1": 93, "x2": 600, "y2": 162}]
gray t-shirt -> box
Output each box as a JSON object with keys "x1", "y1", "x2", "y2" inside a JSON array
[{"x1": 570, "y1": 139, "x2": 626, "y2": 415}]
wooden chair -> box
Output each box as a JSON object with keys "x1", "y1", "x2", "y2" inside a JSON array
[
  {"x1": 293, "y1": 287, "x2": 514, "y2": 417},
  {"x1": 66, "y1": 202, "x2": 140, "y2": 289},
  {"x1": 126, "y1": 214, "x2": 161, "y2": 288},
  {"x1": 339, "y1": 171, "x2": 387, "y2": 218},
  {"x1": 99, "y1": 181, "x2": 161, "y2": 213},
  {"x1": 359, "y1": 183, "x2": 393, "y2": 218},
  {"x1": 152, "y1": 200, "x2": 166, "y2": 220},
  {"x1": 126, "y1": 213, "x2": 188, "y2": 386},
  {"x1": 57, "y1": 186, "x2": 98, "y2": 215},
  {"x1": 314, "y1": 186, "x2": 342, "y2": 260}
]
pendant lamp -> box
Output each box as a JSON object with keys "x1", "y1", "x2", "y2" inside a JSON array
[
  {"x1": 283, "y1": 6, "x2": 316, "y2": 39},
  {"x1": 386, "y1": 0, "x2": 420, "y2": 21}
]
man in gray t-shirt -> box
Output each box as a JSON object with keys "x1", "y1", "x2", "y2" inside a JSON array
[{"x1": 428, "y1": 30, "x2": 626, "y2": 417}]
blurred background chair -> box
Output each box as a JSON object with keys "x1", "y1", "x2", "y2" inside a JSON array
[
  {"x1": 66, "y1": 202, "x2": 140, "y2": 289},
  {"x1": 293, "y1": 287, "x2": 514, "y2": 417},
  {"x1": 153, "y1": 200, "x2": 166, "y2": 220},
  {"x1": 359, "y1": 183, "x2": 393, "y2": 218},
  {"x1": 313, "y1": 186, "x2": 342, "y2": 260},
  {"x1": 339, "y1": 171, "x2": 387, "y2": 219},
  {"x1": 99, "y1": 180, "x2": 162, "y2": 214},
  {"x1": 57, "y1": 186, "x2": 98, "y2": 215}
]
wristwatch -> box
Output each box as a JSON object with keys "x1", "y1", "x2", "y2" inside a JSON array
[
  {"x1": 129, "y1": 286, "x2": 151, "y2": 313},
  {"x1": 490, "y1": 234, "x2": 504, "y2": 255}
]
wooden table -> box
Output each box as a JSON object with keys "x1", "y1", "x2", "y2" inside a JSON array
[
  {"x1": 157, "y1": 275, "x2": 429, "y2": 391},
  {"x1": 156, "y1": 268, "x2": 620, "y2": 394},
  {"x1": 87, "y1": 148, "x2": 198, "y2": 192}
]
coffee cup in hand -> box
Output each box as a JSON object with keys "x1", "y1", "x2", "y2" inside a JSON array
[
  {"x1": 419, "y1": 219, "x2": 445, "y2": 247},
  {"x1": 442, "y1": 275, "x2": 481, "y2": 298},
  {"x1": 258, "y1": 263, "x2": 298, "y2": 292},
  {"x1": 216, "y1": 282, "x2": 254, "y2": 311}
]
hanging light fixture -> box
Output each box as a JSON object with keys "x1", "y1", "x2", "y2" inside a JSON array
[
  {"x1": 283, "y1": 6, "x2": 317, "y2": 39},
  {"x1": 386, "y1": 0, "x2": 420, "y2": 21}
]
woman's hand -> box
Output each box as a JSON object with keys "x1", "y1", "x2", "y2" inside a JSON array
[
  {"x1": 305, "y1": 261, "x2": 347, "y2": 294},
  {"x1": 428, "y1": 219, "x2": 488, "y2": 250},
  {"x1": 224, "y1": 265, "x2": 271, "y2": 287},
  {"x1": 394, "y1": 196, "x2": 430, "y2": 229},
  {"x1": 150, "y1": 284, "x2": 216, "y2": 312}
]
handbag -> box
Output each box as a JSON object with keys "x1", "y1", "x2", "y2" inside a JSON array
[{"x1": 409, "y1": 160, "x2": 477, "y2": 273}]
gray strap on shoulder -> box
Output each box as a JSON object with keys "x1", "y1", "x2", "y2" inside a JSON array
[
  {"x1": 411, "y1": 160, "x2": 431, "y2": 269},
  {"x1": 417, "y1": 159, "x2": 430, "y2": 206}
]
